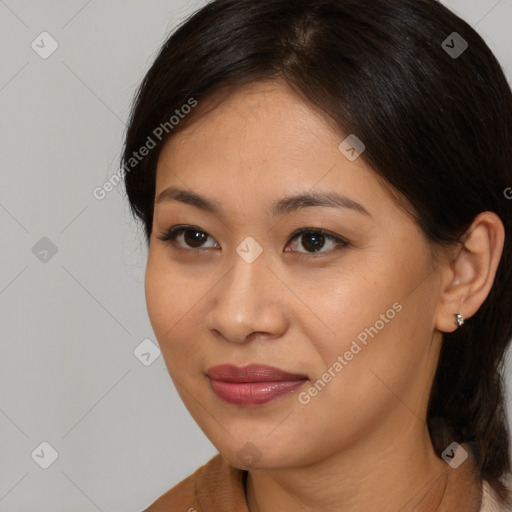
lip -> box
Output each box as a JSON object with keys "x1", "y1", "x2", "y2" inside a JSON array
[
  {"x1": 206, "y1": 364, "x2": 308, "y2": 406},
  {"x1": 206, "y1": 364, "x2": 308, "y2": 382}
]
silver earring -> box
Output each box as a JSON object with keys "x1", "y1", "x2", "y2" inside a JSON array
[{"x1": 454, "y1": 313, "x2": 465, "y2": 327}]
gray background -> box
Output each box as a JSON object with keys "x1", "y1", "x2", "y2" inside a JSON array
[{"x1": 1, "y1": 1, "x2": 511, "y2": 511}]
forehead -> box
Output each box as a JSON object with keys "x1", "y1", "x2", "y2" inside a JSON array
[
  {"x1": 161, "y1": 81, "x2": 339, "y2": 156},
  {"x1": 153, "y1": 80, "x2": 407, "y2": 224},
  {"x1": 156, "y1": 81, "x2": 345, "y2": 182}
]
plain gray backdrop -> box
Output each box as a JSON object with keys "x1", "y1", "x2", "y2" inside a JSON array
[{"x1": 1, "y1": 1, "x2": 512, "y2": 510}]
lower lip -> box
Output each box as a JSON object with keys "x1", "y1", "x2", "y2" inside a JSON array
[{"x1": 209, "y1": 379, "x2": 307, "y2": 406}]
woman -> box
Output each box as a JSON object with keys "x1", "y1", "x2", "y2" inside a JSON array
[{"x1": 122, "y1": 0, "x2": 512, "y2": 510}]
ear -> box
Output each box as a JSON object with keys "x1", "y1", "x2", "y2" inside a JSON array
[{"x1": 435, "y1": 212, "x2": 505, "y2": 333}]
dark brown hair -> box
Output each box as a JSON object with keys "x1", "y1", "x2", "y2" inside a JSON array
[{"x1": 122, "y1": 0, "x2": 512, "y2": 504}]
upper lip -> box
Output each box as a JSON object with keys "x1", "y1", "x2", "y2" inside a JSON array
[{"x1": 206, "y1": 364, "x2": 308, "y2": 383}]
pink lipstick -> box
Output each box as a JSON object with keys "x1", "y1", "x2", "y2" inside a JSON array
[{"x1": 206, "y1": 364, "x2": 308, "y2": 406}]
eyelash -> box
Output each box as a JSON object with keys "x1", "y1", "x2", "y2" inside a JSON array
[{"x1": 156, "y1": 225, "x2": 349, "y2": 257}]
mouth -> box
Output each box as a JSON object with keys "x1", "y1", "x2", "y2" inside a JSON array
[{"x1": 206, "y1": 364, "x2": 309, "y2": 406}]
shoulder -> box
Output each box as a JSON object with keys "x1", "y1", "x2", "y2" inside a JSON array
[
  {"x1": 480, "y1": 477, "x2": 512, "y2": 512},
  {"x1": 140, "y1": 453, "x2": 248, "y2": 512},
  {"x1": 139, "y1": 458, "x2": 205, "y2": 512}
]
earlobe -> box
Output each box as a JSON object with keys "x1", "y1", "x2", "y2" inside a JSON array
[{"x1": 435, "y1": 212, "x2": 505, "y2": 333}]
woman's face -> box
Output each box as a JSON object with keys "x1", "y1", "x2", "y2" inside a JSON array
[{"x1": 145, "y1": 80, "x2": 447, "y2": 470}]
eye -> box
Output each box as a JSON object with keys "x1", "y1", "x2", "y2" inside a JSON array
[
  {"x1": 156, "y1": 225, "x2": 219, "y2": 251},
  {"x1": 285, "y1": 228, "x2": 348, "y2": 255},
  {"x1": 156, "y1": 225, "x2": 348, "y2": 255}
]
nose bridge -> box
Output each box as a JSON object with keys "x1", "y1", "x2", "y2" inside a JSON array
[
  {"x1": 232, "y1": 239, "x2": 271, "y2": 299},
  {"x1": 222, "y1": 242, "x2": 272, "y2": 315},
  {"x1": 206, "y1": 241, "x2": 288, "y2": 342}
]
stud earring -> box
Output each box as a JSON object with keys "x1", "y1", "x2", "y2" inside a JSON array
[{"x1": 454, "y1": 313, "x2": 465, "y2": 327}]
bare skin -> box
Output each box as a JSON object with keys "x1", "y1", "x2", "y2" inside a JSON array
[{"x1": 144, "y1": 80, "x2": 504, "y2": 512}]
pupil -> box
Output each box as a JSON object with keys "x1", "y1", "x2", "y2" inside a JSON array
[
  {"x1": 303, "y1": 232, "x2": 324, "y2": 252},
  {"x1": 185, "y1": 230, "x2": 206, "y2": 247}
]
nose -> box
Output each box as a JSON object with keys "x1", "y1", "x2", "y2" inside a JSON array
[{"x1": 204, "y1": 247, "x2": 290, "y2": 344}]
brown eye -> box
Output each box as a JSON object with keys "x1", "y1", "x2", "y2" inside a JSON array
[
  {"x1": 300, "y1": 231, "x2": 326, "y2": 252},
  {"x1": 156, "y1": 226, "x2": 219, "y2": 250},
  {"x1": 286, "y1": 228, "x2": 348, "y2": 255},
  {"x1": 182, "y1": 229, "x2": 208, "y2": 248}
]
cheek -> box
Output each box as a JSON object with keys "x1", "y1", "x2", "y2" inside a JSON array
[
  {"x1": 302, "y1": 252, "x2": 433, "y2": 386},
  {"x1": 298, "y1": 265, "x2": 400, "y2": 352},
  {"x1": 144, "y1": 251, "x2": 221, "y2": 385},
  {"x1": 303, "y1": 278, "x2": 438, "y2": 428},
  {"x1": 145, "y1": 248, "x2": 196, "y2": 327},
  {"x1": 144, "y1": 256, "x2": 173, "y2": 334},
  {"x1": 144, "y1": 256, "x2": 195, "y2": 356}
]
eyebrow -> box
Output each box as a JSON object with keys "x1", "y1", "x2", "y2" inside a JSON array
[{"x1": 155, "y1": 186, "x2": 371, "y2": 217}]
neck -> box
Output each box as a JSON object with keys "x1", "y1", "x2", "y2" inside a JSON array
[{"x1": 245, "y1": 424, "x2": 481, "y2": 512}]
